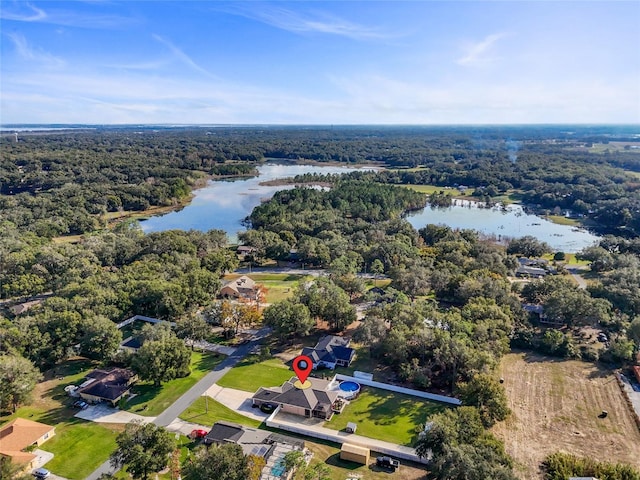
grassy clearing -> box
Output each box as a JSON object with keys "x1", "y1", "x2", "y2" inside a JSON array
[
  {"x1": 179, "y1": 396, "x2": 262, "y2": 428},
  {"x1": 542, "y1": 252, "x2": 590, "y2": 266},
  {"x1": 0, "y1": 358, "x2": 121, "y2": 480},
  {"x1": 493, "y1": 352, "x2": 640, "y2": 479},
  {"x1": 124, "y1": 351, "x2": 223, "y2": 416},
  {"x1": 544, "y1": 215, "x2": 582, "y2": 226},
  {"x1": 217, "y1": 356, "x2": 293, "y2": 392},
  {"x1": 326, "y1": 388, "x2": 449, "y2": 446}
]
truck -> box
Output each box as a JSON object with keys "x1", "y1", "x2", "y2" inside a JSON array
[{"x1": 376, "y1": 456, "x2": 400, "y2": 471}]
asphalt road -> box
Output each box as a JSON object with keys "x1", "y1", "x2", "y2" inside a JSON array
[{"x1": 85, "y1": 327, "x2": 271, "y2": 480}]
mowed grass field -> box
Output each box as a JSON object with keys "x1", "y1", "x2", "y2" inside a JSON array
[
  {"x1": 326, "y1": 388, "x2": 449, "y2": 446},
  {"x1": 180, "y1": 396, "x2": 262, "y2": 428},
  {"x1": 493, "y1": 352, "x2": 640, "y2": 480},
  {"x1": 217, "y1": 356, "x2": 294, "y2": 392}
]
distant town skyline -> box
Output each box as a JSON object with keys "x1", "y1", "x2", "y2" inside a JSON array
[{"x1": 1, "y1": 1, "x2": 639, "y2": 125}]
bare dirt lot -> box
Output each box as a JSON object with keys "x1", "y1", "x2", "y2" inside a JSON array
[{"x1": 493, "y1": 352, "x2": 640, "y2": 480}]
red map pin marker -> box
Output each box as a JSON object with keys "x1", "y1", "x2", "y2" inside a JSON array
[{"x1": 292, "y1": 355, "x2": 313, "y2": 385}]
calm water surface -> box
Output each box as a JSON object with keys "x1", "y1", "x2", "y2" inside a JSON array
[
  {"x1": 141, "y1": 165, "x2": 599, "y2": 251},
  {"x1": 140, "y1": 164, "x2": 375, "y2": 240},
  {"x1": 407, "y1": 199, "x2": 598, "y2": 252}
]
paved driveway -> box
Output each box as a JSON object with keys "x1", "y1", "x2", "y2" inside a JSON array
[
  {"x1": 75, "y1": 403, "x2": 154, "y2": 424},
  {"x1": 203, "y1": 384, "x2": 271, "y2": 422}
]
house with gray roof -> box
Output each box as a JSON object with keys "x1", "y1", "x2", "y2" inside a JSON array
[
  {"x1": 252, "y1": 377, "x2": 341, "y2": 420},
  {"x1": 301, "y1": 335, "x2": 356, "y2": 370}
]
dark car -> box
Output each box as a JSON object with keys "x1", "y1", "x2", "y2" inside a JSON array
[
  {"x1": 376, "y1": 456, "x2": 400, "y2": 471},
  {"x1": 72, "y1": 400, "x2": 88, "y2": 409},
  {"x1": 32, "y1": 468, "x2": 50, "y2": 479}
]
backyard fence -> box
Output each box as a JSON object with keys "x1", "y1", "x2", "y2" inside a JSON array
[
  {"x1": 334, "y1": 374, "x2": 462, "y2": 406},
  {"x1": 116, "y1": 315, "x2": 175, "y2": 329},
  {"x1": 265, "y1": 406, "x2": 427, "y2": 464}
]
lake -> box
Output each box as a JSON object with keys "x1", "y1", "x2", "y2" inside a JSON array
[
  {"x1": 140, "y1": 164, "x2": 376, "y2": 240},
  {"x1": 406, "y1": 199, "x2": 598, "y2": 252},
  {"x1": 141, "y1": 164, "x2": 599, "y2": 251}
]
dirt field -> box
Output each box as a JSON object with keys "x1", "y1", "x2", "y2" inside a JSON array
[{"x1": 493, "y1": 352, "x2": 640, "y2": 480}]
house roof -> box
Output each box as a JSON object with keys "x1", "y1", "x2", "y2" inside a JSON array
[
  {"x1": 516, "y1": 266, "x2": 547, "y2": 275},
  {"x1": 78, "y1": 368, "x2": 136, "y2": 401},
  {"x1": 302, "y1": 335, "x2": 355, "y2": 365},
  {"x1": 205, "y1": 421, "x2": 304, "y2": 458},
  {"x1": 252, "y1": 377, "x2": 338, "y2": 411},
  {"x1": 221, "y1": 275, "x2": 257, "y2": 295},
  {"x1": 0, "y1": 418, "x2": 54, "y2": 464},
  {"x1": 205, "y1": 421, "x2": 245, "y2": 444}
]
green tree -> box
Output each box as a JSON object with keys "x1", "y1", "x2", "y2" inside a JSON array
[
  {"x1": 282, "y1": 450, "x2": 306, "y2": 473},
  {"x1": 132, "y1": 335, "x2": 191, "y2": 386},
  {"x1": 0, "y1": 353, "x2": 42, "y2": 413},
  {"x1": 303, "y1": 463, "x2": 331, "y2": 480},
  {"x1": 183, "y1": 443, "x2": 249, "y2": 480},
  {"x1": 79, "y1": 315, "x2": 122, "y2": 361},
  {"x1": 506, "y1": 236, "x2": 552, "y2": 258},
  {"x1": 175, "y1": 314, "x2": 210, "y2": 349},
  {"x1": 110, "y1": 421, "x2": 176, "y2": 480},
  {"x1": 459, "y1": 374, "x2": 510, "y2": 427},
  {"x1": 263, "y1": 300, "x2": 313, "y2": 339}
]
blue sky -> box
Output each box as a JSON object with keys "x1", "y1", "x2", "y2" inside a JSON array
[{"x1": 1, "y1": 1, "x2": 639, "y2": 124}]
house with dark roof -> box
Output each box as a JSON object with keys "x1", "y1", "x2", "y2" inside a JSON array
[
  {"x1": 204, "y1": 421, "x2": 305, "y2": 480},
  {"x1": 252, "y1": 377, "x2": 341, "y2": 420},
  {"x1": 301, "y1": 335, "x2": 356, "y2": 370},
  {"x1": 0, "y1": 418, "x2": 55, "y2": 470},
  {"x1": 77, "y1": 368, "x2": 137, "y2": 406}
]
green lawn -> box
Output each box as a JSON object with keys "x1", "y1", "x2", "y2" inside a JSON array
[
  {"x1": 179, "y1": 396, "x2": 262, "y2": 428},
  {"x1": 42, "y1": 421, "x2": 119, "y2": 479},
  {"x1": 544, "y1": 215, "x2": 582, "y2": 226},
  {"x1": 124, "y1": 351, "x2": 223, "y2": 416},
  {"x1": 217, "y1": 356, "x2": 293, "y2": 392},
  {"x1": 223, "y1": 273, "x2": 312, "y2": 304},
  {"x1": 325, "y1": 388, "x2": 449, "y2": 446}
]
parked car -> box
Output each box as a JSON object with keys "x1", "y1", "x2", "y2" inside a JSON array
[
  {"x1": 32, "y1": 468, "x2": 50, "y2": 479},
  {"x1": 376, "y1": 456, "x2": 400, "y2": 471},
  {"x1": 189, "y1": 429, "x2": 208, "y2": 439},
  {"x1": 597, "y1": 332, "x2": 608, "y2": 342},
  {"x1": 72, "y1": 400, "x2": 88, "y2": 409}
]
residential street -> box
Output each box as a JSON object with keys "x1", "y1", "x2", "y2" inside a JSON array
[{"x1": 85, "y1": 327, "x2": 271, "y2": 480}]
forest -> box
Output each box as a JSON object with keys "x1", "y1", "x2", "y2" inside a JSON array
[{"x1": 1, "y1": 125, "x2": 639, "y2": 237}]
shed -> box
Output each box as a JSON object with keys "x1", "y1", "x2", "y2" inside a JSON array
[
  {"x1": 340, "y1": 443, "x2": 370, "y2": 465},
  {"x1": 346, "y1": 422, "x2": 357, "y2": 433}
]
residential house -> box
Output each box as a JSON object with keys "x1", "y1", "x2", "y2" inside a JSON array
[
  {"x1": 301, "y1": 335, "x2": 356, "y2": 370},
  {"x1": 204, "y1": 421, "x2": 305, "y2": 480},
  {"x1": 77, "y1": 368, "x2": 137, "y2": 406},
  {"x1": 0, "y1": 418, "x2": 55, "y2": 470},
  {"x1": 252, "y1": 376, "x2": 341, "y2": 421},
  {"x1": 220, "y1": 275, "x2": 258, "y2": 300},
  {"x1": 515, "y1": 266, "x2": 547, "y2": 278}
]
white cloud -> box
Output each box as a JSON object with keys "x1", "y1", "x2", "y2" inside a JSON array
[
  {"x1": 457, "y1": 33, "x2": 509, "y2": 67},
  {"x1": 6, "y1": 33, "x2": 65, "y2": 68},
  {"x1": 152, "y1": 34, "x2": 218, "y2": 80},
  {"x1": 0, "y1": 2, "x2": 46, "y2": 22},
  {"x1": 222, "y1": 5, "x2": 391, "y2": 41},
  {"x1": 0, "y1": 2, "x2": 137, "y2": 29}
]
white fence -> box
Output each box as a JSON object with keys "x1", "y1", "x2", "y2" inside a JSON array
[
  {"x1": 116, "y1": 315, "x2": 176, "y2": 329},
  {"x1": 265, "y1": 406, "x2": 427, "y2": 464},
  {"x1": 334, "y1": 374, "x2": 462, "y2": 405}
]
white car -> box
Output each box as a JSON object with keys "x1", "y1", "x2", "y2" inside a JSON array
[{"x1": 32, "y1": 468, "x2": 50, "y2": 479}]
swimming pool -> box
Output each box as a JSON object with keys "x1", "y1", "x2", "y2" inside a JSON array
[{"x1": 338, "y1": 381, "x2": 361, "y2": 399}]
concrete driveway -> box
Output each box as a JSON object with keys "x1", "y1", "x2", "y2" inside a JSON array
[
  {"x1": 75, "y1": 403, "x2": 154, "y2": 423},
  {"x1": 204, "y1": 384, "x2": 271, "y2": 422}
]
